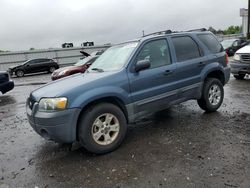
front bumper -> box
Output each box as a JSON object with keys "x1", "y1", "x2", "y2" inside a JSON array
[
  {"x1": 8, "y1": 69, "x2": 15, "y2": 76},
  {"x1": 0, "y1": 80, "x2": 14, "y2": 94},
  {"x1": 230, "y1": 60, "x2": 250, "y2": 75},
  {"x1": 26, "y1": 99, "x2": 81, "y2": 143}
]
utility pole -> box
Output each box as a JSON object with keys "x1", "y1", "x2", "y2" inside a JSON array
[{"x1": 248, "y1": 0, "x2": 250, "y2": 38}]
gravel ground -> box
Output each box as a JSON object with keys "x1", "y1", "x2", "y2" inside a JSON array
[{"x1": 0, "y1": 74, "x2": 249, "y2": 188}]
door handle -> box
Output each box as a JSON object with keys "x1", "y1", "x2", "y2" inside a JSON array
[
  {"x1": 198, "y1": 62, "x2": 205, "y2": 67},
  {"x1": 163, "y1": 70, "x2": 173, "y2": 76}
]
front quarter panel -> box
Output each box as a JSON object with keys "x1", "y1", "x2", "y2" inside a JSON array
[{"x1": 69, "y1": 86, "x2": 130, "y2": 109}]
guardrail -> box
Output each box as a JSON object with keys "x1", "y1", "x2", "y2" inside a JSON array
[
  {"x1": 216, "y1": 34, "x2": 244, "y2": 42},
  {"x1": 0, "y1": 45, "x2": 111, "y2": 71}
]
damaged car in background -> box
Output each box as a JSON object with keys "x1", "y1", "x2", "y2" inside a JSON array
[
  {"x1": 231, "y1": 44, "x2": 250, "y2": 80},
  {"x1": 51, "y1": 51, "x2": 103, "y2": 80}
]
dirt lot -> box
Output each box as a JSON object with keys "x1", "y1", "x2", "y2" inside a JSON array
[{"x1": 0, "y1": 74, "x2": 249, "y2": 188}]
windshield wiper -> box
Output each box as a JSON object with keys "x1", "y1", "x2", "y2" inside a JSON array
[{"x1": 91, "y1": 68, "x2": 104, "y2": 72}]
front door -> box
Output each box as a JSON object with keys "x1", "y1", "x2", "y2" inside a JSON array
[{"x1": 128, "y1": 38, "x2": 177, "y2": 115}]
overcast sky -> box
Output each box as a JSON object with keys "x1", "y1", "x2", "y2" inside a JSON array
[{"x1": 0, "y1": 0, "x2": 247, "y2": 51}]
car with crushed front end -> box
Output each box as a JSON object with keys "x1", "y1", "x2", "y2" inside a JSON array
[
  {"x1": 26, "y1": 29, "x2": 230, "y2": 154},
  {"x1": 51, "y1": 56, "x2": 99, "y2": 80}
]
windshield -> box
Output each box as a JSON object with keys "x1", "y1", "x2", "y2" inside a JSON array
[
  {"x1": 22, "y1": 60, "x2": 30, "y2": 65},
  {"x1": 88, "y1": 42, "x2": 138, "y2": 72},
  {"x1": 75, "y1": 57, "x2": 93, "y2": 66},
  {"x1": 221, "y1": 39, "x2": 235, "y2": 49}
]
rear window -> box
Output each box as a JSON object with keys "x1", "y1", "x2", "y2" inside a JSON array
[
  {"x1": 197, "y1": 34, "x2": 222, "y2": 53},
  {"x1": 172, "y1": 36, "x2": 201, "y2": 62}
]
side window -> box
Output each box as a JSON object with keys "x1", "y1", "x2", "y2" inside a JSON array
[
  {"x1": 136, "y1": 39, "x2": 171, "y2": 69},
  {"x1": 197, "y1": 34, "x2": 223, "y2": 53},
  {"x1": 232, "y1": 40, "x2": 240, "y2": 47},
  {"x1": 27, "y1": 60, "x2": 36, "y2": 65},
  {"x1": 172, "y1": 36, "x2": 201, "y2": 62}
]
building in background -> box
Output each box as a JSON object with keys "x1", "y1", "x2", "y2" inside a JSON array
[{"x1": 240, "y1": 8, "x2": 248, "y2": 37}]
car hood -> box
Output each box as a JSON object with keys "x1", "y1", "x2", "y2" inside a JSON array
[
  {"x1": 31, "y1": 71, "x2": 117, "y2": 101},
  {"x1": 54, "y1": 66, "x2": 80, "y2": 73},
  {"x1": 9, "y1": 65, "x2": 22, "y2": 69},
  {"x1": 236, "y1": 45, "x2": 250, "y2": 54}
]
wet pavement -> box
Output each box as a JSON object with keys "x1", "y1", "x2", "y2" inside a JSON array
[{"x1": 0, "y1": 74, "x2": 250, "y2": 188}]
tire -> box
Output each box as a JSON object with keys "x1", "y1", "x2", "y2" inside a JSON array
[
  {"x1": 16, "y1": 70, "x2": 24, "y2": 77},
  {"x1": 197, "y1": 78, "x2": 224, "y2": 112},
  {"x1": 78, "y1": 103, "x2": 127, "y2": 154},
  {"x1": 233, "y1": 74, "x2": 245, "y2": 80},
  {"x1": 49, "y1": 66, "x2": 56, "y2": 73}
]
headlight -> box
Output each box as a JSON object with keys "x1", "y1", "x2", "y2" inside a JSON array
[
  {"x1": 38, "y1": 97, "x2": 67, "y2": 111},
  {"x1": 233, "y1": 54, "x2": 241, "y2": 61}
]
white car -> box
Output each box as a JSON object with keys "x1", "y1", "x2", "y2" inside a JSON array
[{"x1": 231, "y1": 45, "x2": 250, "y2": 79}]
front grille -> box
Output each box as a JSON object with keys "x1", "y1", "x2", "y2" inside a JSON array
[{"x1": 241, "y1": 54, "x2": 250, "y2": 63}]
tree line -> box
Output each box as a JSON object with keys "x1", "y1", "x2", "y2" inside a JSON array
[{"x1": 208, "y1": 25, "x2": 242, "y2": 35}]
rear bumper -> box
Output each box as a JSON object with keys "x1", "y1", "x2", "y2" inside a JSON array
[
  {"x1": 26, "y1": 100, "x2": 81, "y2": 143},
  {"x1": 223, "y1": 66, "x2": 231, "y2": 84},
  {"x1": 230, "y1": 61, "x2": 250, "y2": 75},
  {"x1": 0, "y1": 80, "x2": 14, "y2": 94}
]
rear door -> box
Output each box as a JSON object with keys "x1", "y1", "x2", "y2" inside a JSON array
[
  {"x1": 40, "y1": 58, "x2": 51, "y2": 71},
  {"x1": 169, "y1": 35, "x2": 206, "y2": 99},
  {"x1": 127, "y1": 38, "x2": 178, "y2": 114}
]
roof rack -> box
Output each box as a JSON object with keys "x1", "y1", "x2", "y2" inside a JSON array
[
  {"x1": 186, "y1": 28, "x2": 207, "y2": 32},
  {"x1": 142, "y1": 28, "x2": 207, "y2": 38},
  {"x1": 142, "y1": 30, "x2": 172, "y2": 38}
]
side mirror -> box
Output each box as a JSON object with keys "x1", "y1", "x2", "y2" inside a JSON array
[{"x1": 134, "y1": 60, "x2": 150, "y2": 72}]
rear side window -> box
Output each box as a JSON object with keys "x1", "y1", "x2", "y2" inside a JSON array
[
  {"x1": 197, "y1": 34, "x2": 222, "y2": 53},
  {"x1": 172, "y1": 36, "x2": 201, "y2": 62}
]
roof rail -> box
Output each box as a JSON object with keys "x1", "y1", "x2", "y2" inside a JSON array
[
  {"x1": 142, "y1": 30, "x2": 172, "y2": 38},
  {"x1": 186, "y1": 28, "x2": 207, "y2": 32},
  {"x1": 141, "y1": 28, "x2": 207, "y2": 38}
]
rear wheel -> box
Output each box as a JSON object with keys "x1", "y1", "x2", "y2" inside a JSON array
[
  {"x1": 78, "y1": 103, "x2": 127, "y2": 154},
  {"x1": 197, "y1": 78, "x2": 224, "y2": 112},
  {"x1": 233, "y1": 74, "x2": 245, "y2": 80},
  {"x1": 16, "y1": 70, "x2": 24, "y2": 77},
  {"x1": 49, "y1": 66, "x2": 56, "y2": 73}
]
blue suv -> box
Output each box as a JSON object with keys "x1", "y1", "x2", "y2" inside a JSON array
[{"x1": 27, "y1": 30, "x2": 230, "y2": 154}]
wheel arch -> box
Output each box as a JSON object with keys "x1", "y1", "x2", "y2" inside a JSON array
[
  {"x1": 204, "y1": 69, "x2": 225, "y2": 85},
  {"x1": 75, "y1": 96, "x2": 129, "y2": 141}
]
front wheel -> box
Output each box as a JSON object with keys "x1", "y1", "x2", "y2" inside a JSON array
[
  {"x1": 78, "y1": 103, "x2": 127, "y2": 154},
  {"x1": 16, "y1": 70, "x2": 24, "y2": 77},
  {"x1": 197, "y1": 78, "x2": 224, "y2": 112},
  {"x1": 49, "y1": 66, "x2": 56, "y2": 73}
]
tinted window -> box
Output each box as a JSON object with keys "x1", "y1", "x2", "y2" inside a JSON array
[
  {"x1": 136, "y1": 39, "x2": 171, "y2": 68},
  {"x1": 197, "y1": 34, "x2": 222, "y2": 53},
  {"x1": 26, "y1": 60, "x2": 37, "y2": 65},
  {"x1": 41, "y1": 58, "x2": 49, "y2": 62},
  {"x1": 172, "y1": 36, "x2": 201, "y2": 62}
]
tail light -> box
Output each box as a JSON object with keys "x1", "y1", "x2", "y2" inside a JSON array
[{"x1": 225, "y1": 53, "x2": 229, "y2": 65}]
